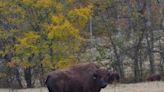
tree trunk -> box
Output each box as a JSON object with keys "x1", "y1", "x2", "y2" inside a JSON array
[
  {"x1": 109, "y1": 35, "x2": 124, "y2": 79},
  {"x1": 40, "y1": 64, "x2": 45, "y2": 86},
  {"x1": 157, "y1": 0, "x2": 164, "y2": 76},
  {"x1": 24, "y1": 67, "x2": 33, "y2": 88},
  {"x1": 89, "y1": 16, "x2": 94, "y2": 61},
  {"x1": 159, "y1": 39, "x2": 164, "y2": 75},
  {"x1": 133, "y1": 55, "x2": 139, "y2": 82},
  {"x1": 99, "y1": 5, "x2": 125, "y2": 79},
  {"x1": 145, "y1": 0, "x2": 155, "y2": 74},
  {"x1": 138, "y1": 50, "x2": 143, "y2": 81},
  {"x1": 133, "y1": 29, "x2": 145, "y2": 82},
  {"x1": 15, "y1": 68, "x2": 23, "y2": 88},
  {"x1": 146, "y1": 33, "x2": 155, "y2": 74},
  {"x1": 49, "y1": 40, "x2": 53, "y2": 63}
]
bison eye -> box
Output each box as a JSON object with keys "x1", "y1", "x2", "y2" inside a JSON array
[
  {"x1": 93, "y1": 73, "x2": 98, "y2": 79},
  {"x1": 93, "y1": 73, "x2": 101, "y2": 80}
]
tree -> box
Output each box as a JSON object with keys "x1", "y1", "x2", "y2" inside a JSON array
[{"x1": 0, "y1": 0, "x2": 92, "y2": 88}]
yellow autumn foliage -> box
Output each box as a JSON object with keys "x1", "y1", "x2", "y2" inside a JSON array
[
  {"x1": 48, "y1": 17, "x2": 83, "y2": 41},
  {"x1": 56, "y1": 55, "x2": 76, "y2": 69},
  {"x1": 67, "y1": 0, "x2": 73, "y2": 4},
  {"x1": 20, "y1": 61, "x2": 31, "y2": 69},
  {"x1": 51, "y1": 15, "x2": 65, "y2": 26},
  {"x1": 22, "y1": 0, "x2": 34, "y2": 6},
  {"x1": 7, "y1": 58, "x2": 31, "y2": 69},
  {"x1": 1, "y1": 0, "x2": 93, "y2": 71},
  {"x1": 45, "y1": 1, "x2": 93, "y2": 68},
  {"x1": 6, "y1": 61, "x2": 18, "y2": 68},
  {"x1": 67, "y1": 4, "x2": 93, "y2": 28},
  {"x1": 36, "y1": 0, "x2": 54, "y2": 8},
  {"x1": 55, "y1": 2, "x2": 63, "y2": 13},
  {"x1": 16, "y1": 31, "x2": 40, "y2": 52},
  {"x1": 42, "y1": 55, "x2": 54, "y2": 69}
]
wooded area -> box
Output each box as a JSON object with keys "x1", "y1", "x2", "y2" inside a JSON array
[{"x1": 0, "y1": 0, "x2": 163, "y2": 88}]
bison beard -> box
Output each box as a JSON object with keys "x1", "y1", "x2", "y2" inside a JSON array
[{"x1": 45, "y1": 63, "x2": 110, "y2": 92}]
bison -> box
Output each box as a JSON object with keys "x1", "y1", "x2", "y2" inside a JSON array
[
  {"x1": 45, "y1": 63, "x2": 119, "y2": 92},
  {"x1": 108, "y1": 71, "x2": 120, "y2": 83},
  {"x1": 147, "y1": 74, "x2": 161, "y2": 81}
]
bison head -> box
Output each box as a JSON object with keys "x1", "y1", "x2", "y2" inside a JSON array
[
  {"x1": 89, "y1": 68, "x2": 120, "y2": 89},
  {"x1": 146, "y1": 74, "x2": 161, "y2": 81},
  {"x1": 92, "y1": 69, "x2": 110, "y2": 88},
  {"x1": 107, "y1": 71, "x2": 120, "y2": 83}
]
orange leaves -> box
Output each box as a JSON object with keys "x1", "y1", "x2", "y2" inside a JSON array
[{"x1": 7, "y1": 61, "x2": 17, "y2": 68}]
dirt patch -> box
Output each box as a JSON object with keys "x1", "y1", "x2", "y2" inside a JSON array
[
  {"x1": 102, "y1": 81, "x2": 164, "y2": 92},
  {"x1": 0, "y1": 81, "x2": 163, "y2": 92}
]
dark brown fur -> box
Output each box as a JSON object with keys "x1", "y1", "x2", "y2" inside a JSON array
[
  {"x1": 108, "y1": 71, "x2": 120, "y2": 83},
  {"x1": 46, "y1": 63, "x2": 118, "y2": 92},
  {"x1": 45, "y1": 63, "x2": 109, "y2": 92},
  {"x1": 147, "y1": 74, "x2": 161, "y2": 81}
]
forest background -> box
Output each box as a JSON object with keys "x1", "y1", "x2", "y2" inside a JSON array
[{"x1": 0, "y1": 0, "x2": 163, "y2": 88}]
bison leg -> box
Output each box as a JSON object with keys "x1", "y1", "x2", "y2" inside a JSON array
[
  {"x1": 45, "y1": 77, "x2": 62, "y2": 92},
  {"x1": 46, "y1": 83, "x2": 64, "y2": 92}
]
